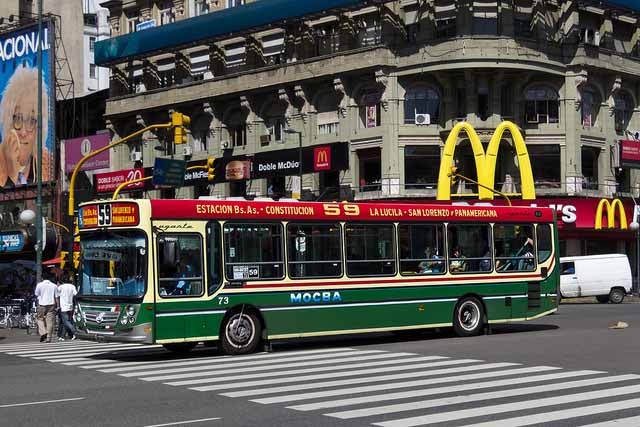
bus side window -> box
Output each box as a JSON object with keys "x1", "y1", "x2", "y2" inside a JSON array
[
  {"x1": 447, "y1": 224, "x2": 493, "y2": 274},
  {"x1": 345, "y1": 223, "x2": 396, "y2": 277},
  {"x1": 494, "y1": 224, "x2": 535, "y2": 273},
  {"x1": 223, "y1": 223, "x2": 285, "y2": 281},
  {"x1": 536, "y1": 224, "x2": 553, "y2": 263},
  {"x1": 207, "y1": 222, "x2": 222, "y2": 295},
  {"x1": 287, "y1": 223, "x2": 342, "y2": 279},
  {"x1": 398, "y1": 223, "x2": 446, "y2": 276}
]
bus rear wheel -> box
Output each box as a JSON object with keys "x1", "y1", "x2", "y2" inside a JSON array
[
  {"x1": 453, "y1": 297, "x2": 485, "y2": 337},
  {"x1": 162, "y1": 342, "x2": 198, "y2": 353},
  {"x1": 221, "y1": 311, "x2": 261, "y2": 355}
]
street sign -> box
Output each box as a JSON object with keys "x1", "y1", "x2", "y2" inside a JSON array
[
  {"x1": 152, "y1": 158, "x2": 187, "y2": 188},
  {"x1": 136, "y1": 19, "x2": 156, "y2": 31}
]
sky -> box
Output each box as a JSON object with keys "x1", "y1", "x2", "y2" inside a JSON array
[{"x1": 607, "y1": 0, "x2": 640, "y2": 11}]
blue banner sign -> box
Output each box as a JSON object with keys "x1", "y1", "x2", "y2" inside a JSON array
[{"x1": 152, "y1": 158, "x2": 187, "y2": 187}]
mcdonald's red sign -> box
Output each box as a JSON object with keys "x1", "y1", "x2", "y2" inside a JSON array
[{"x1": 314, "y1": 146, "x2": 331, "y2": 171}]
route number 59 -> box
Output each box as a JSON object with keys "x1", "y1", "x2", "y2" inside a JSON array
[{"x1": 323, "y1": 203, "x2": 360, "y2": 216}]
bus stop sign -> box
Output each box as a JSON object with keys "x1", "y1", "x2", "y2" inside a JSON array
[{"x1": 152, "y1": 158, "x2": 187, "y2": 188}]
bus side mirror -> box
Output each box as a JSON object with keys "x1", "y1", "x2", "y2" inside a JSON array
[{"x1": 541, "y1": 266, "x2": 548, "y2": 279}]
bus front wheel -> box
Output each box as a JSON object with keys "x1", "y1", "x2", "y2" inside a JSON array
[
  {"x1": 221, "y1": 311, "x2": 261, "y2": 355},
  {"x1": 453, "y1": 297, "x2": 485, "y2": 337}
]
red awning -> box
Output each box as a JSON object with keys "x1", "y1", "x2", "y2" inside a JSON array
[{"x1": 42, "y1": 257, "x2": 62, "y2": 266}]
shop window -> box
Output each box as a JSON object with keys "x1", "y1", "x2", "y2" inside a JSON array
[
  {"x1": 525, "y1": 85, "x2": 559, "y2": 125},
  {"x1": 501, "y1": 84, "x2": 513, "y2": 120},
  {"x1": 404, "y1": 145, "x2": 440, "y2": 189},
  {"x1": 581, "y1": 146, "x2": 599, "y2": 190},
  {"x1": 398, "y1": 224, "x2": 446, "y2": 275},
  {"x1": 287, "y1": 223, "x2": 342, "y2": 278},
  {"x1": 266, "y1": 117, "x2": 285, "y2": 142},
  {"x1": 478, "y1": 89, "x2": 490, "y2": 121},
  {"x1": 447, "y1": 224, "x2": 492, "y2": 273},
  {"x1": 494, "y1": 224, "x2": 535, "y2": 272},
  {"x1": 158, "y1": 234, "x2": 204, "y2": 298},
  {"x1": 267, "y1": 176, "x2": 286, "y2": 198},
  {"x1": 315, "y1": 25, "x2": 340, "y2": 56},
  {"x1": 359, "y1": 103, "x2": 381, "y2": 128},
  {"x1": 581, "y1": 86, "x2": 600, "y2": 128},
  {"x1": 223, "y1": 223, "x2": 284, "y2": 280},
  {"x1": 536, "y1": 224, "x2": 552, "y2": 264},
  {"x1": 456, "y1": 87, "x2": 466, "y2": 119},
  {"x1": 229, "y1": 180, "x2": 246, "y2": 197},
  {"x1": 614, "y1": 92, "x2": 634, "y2": 136},
  {"x1": 404, "y1": 86, "x2": 440, "y2": 124},
  {"x1": 358, "y1": 147, "x2": 381, "y2": 191},
  {"x1": 345, "y1": 223, "x2": 396, "y2": 277},
  {"x1": 528, "y1": 145, "x2": 561, "y2": 189},
  {"x1": 435, "y1": 18, "x2": 456, "y2": 38}
]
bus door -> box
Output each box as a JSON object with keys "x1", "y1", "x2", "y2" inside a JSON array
[{"x1": 155, "y1": 226, "x2": 208, "y2": 342}]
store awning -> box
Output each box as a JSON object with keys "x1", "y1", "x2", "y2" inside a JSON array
[
  {"x1": 42, "y1": 257, "x2": 62, "y2": 266},
  {"x1": 95, "y1": 0, "x2": 391, "y2": 66}
]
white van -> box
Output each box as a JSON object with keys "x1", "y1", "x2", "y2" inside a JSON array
[{"x1": 559, "y1": 254, "x2": 632, "y2": 304}]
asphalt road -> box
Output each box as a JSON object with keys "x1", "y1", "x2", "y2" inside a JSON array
[{"x1": 0, "y1": 303, "x2": 639, "y2": 427}]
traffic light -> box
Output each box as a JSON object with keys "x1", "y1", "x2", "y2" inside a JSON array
[
  {"x1": 449, "y1": 166, "x2": 459, "y2": 186},
  {"x1": 60, "y1": 251, "x2": 69, "y2": 270},
  {"x1": 171, "y1": 112, "x2": 191, "y2": 145},
  {"x1": 207, "y1": 157, "x2": 217, "y2": 181}
]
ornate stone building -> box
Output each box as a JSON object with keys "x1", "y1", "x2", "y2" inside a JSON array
[{"x1": 98, "y1": 0, "x2": 640, "y2": 256}]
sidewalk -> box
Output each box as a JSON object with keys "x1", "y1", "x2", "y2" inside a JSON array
[{"x1": 0, "y1": 326, "x2": 49, "y2": 345}]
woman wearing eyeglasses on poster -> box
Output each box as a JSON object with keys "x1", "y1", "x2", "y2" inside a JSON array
[{"x1": 0, "y1": 65, "x2": 50, "y2": 188}]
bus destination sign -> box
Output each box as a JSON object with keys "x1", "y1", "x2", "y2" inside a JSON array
[{"x1": 78, "y1": 203, "x2": 140, "y2": 229}]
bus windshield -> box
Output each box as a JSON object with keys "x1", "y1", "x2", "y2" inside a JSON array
[{"x1": 79, "y1": 231, "x2": 147, "y2": 299}]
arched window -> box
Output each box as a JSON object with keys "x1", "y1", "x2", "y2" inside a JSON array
[
  {"x1": 581, "y1": 86, "x2": 600, "y2": 128},
  {"x1": 358, "y1": 89, "x2": 382, "y2": 129},
  {"x1": 191, "y1": 115, "x2": 212, "y2": 152},
  {"x1": 614, "y1": 92, "x2": 634, "y2": 135},
  {"x1": 262, "y1": 100, "x2": 287, "y2": 145},
  {"x1": 404, "y1": 86, "x2": 440, "y2": 124},
  {"x1": 524, "y1": 85, "x2": 559, "y2": 124}
]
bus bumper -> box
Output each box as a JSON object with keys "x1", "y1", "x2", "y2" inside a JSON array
[{"x1": 76, "y1": 322, "x2": 153, "y2": 344}]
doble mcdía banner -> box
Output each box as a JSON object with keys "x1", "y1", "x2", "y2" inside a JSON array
[{"x1": 0, "y1": 23, "x2": 55, "y2": 188}]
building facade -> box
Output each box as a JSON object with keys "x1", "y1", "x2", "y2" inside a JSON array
[{"x1": 97, "y1": 0, "x2": 640, "y2": 259}]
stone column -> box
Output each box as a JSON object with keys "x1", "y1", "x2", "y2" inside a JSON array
[
  {"x1": 245, "y1": 36, "x2": 266, "y2": 69},
  {"x1": 563, "y1": 70, "x2": 588, "y2": 193},
  {"x1": 174, "y1": 52, "x2": 191, "y2": 84},
  {"x1": 209, "y1": 43, "x2": 226, "y2": 77},
  {"x1": 110, "y1": 66, "x2": 129, "y2": 97},
  {"x1": 142, "y1": 60, "x2": 160, "y2": 91}
]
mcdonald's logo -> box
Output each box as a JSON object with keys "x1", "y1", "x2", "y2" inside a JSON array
[
  {"x1": 314, "y1": 146, "x2": 331, "y2": 171},
  {"x1": 437, "y1": 121, "x2": 535, "y2": 201},
  {"x1": 595, "y1": 198, "x2": 627, "y2": 230}
]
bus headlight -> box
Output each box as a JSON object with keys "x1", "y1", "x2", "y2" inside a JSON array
[
  {"x1": 120, "y1": 317, "x2": 129, "y2": 325},
  {"x1": 126, "y1": 305, "x2": 136, "y2": 317}
]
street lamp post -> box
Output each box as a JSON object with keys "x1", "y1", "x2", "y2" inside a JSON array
[
  {"x1": 283, "y1": 128, "x2": 302, "y2": 199},
  {"x1": 35, "y1": 0, "x2": 43, "y2": 283}
]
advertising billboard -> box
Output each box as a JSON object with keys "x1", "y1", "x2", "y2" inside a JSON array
[
  {"x1": 620, "y1": 139, "x2": 640, "y2": 169},
  {"x1": 64, "y1": 133, "x2": 110, "y2": 174},
  {"x1": 0, "y1": 23, "x2": 55, "y2": 188}
]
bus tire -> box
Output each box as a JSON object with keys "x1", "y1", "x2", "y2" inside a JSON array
[
  {"x1": 162, "y1": 342, "x2": 198, "y2": 353},
  {"x1": 221, "y1": 311, "x2": 261, "y2": 355},
  {"x1": 609, "y1": 288, "x2": 625, "y2": 304},
  {"x1": 453, "y1": 297, "x2": 485, "y2": 337},
  {"x1": 596, "y1": 295, "x2": 609, "y2": 304}
]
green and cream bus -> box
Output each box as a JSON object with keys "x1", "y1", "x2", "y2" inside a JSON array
[{"x1": 74, "y1": 198, "x2": 559, "y2": 354}]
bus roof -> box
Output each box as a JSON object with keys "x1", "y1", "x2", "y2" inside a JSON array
[{"x1": 145, "y1": 199, "x2": 555, "y2": 223}]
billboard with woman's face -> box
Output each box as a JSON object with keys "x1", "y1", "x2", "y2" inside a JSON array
[{"x1": 0, "y1": 23, "x2": 54, "y2": 188}]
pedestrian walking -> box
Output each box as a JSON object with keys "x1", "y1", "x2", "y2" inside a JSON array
[
  {"x1": 34, "y1": 270, "x2": 58, "y2": 343},
  {"x1": 56, "y1": 271, "x2": 77, "y2": 341}
]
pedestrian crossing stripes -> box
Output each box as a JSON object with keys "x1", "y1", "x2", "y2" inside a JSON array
[{"x1": 1, "y1": 340, "x2": 639, "y2": 426}]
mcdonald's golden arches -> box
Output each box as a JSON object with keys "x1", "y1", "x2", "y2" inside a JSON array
[
  {"x1": 594, "y1": 198, "x2": 628, "y2": 230},
  {"x1": 437, "y1": 121, "x2": 535, "y2": 201}
]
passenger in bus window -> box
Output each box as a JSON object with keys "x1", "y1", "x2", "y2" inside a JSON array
[
  {"x1": 419, "y1": 247, "x2": 444, "y2": 274},
  {"x1": 450, "y1": 247, "x2": 466, "y2": 272},
  {"x1": 174, "y1": 255, "x2": 193, "y2": 295},
  {"x1": 480, "y1": 245, "x2": 492, "y2": 272}
]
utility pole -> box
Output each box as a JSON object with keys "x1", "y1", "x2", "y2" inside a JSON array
[{"x1": 35, "y1": 0, "x2": 44, "y2": 283}]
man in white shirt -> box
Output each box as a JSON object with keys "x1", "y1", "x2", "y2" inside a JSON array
[
  {"x1": 57, "y1": 271, "x2": 77, "y2": 341},
  {"x1": 34, "y1": 271, "x2": 59, "y2": 343}
]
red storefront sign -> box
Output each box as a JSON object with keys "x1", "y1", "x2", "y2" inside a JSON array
[
  {"x1": 620, "y1": 139, "x2": 640, "y2": 168},
  {"x1": 313, "y1": 146, "x2": 331, "y2": 171},
  {"x1": 95, "y1": 168, "x2": 145, "y2": 193}
]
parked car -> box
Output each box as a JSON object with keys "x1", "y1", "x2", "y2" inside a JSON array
[{"x1": 559, "y1": 254, "x2": 632, "y2": 304}]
